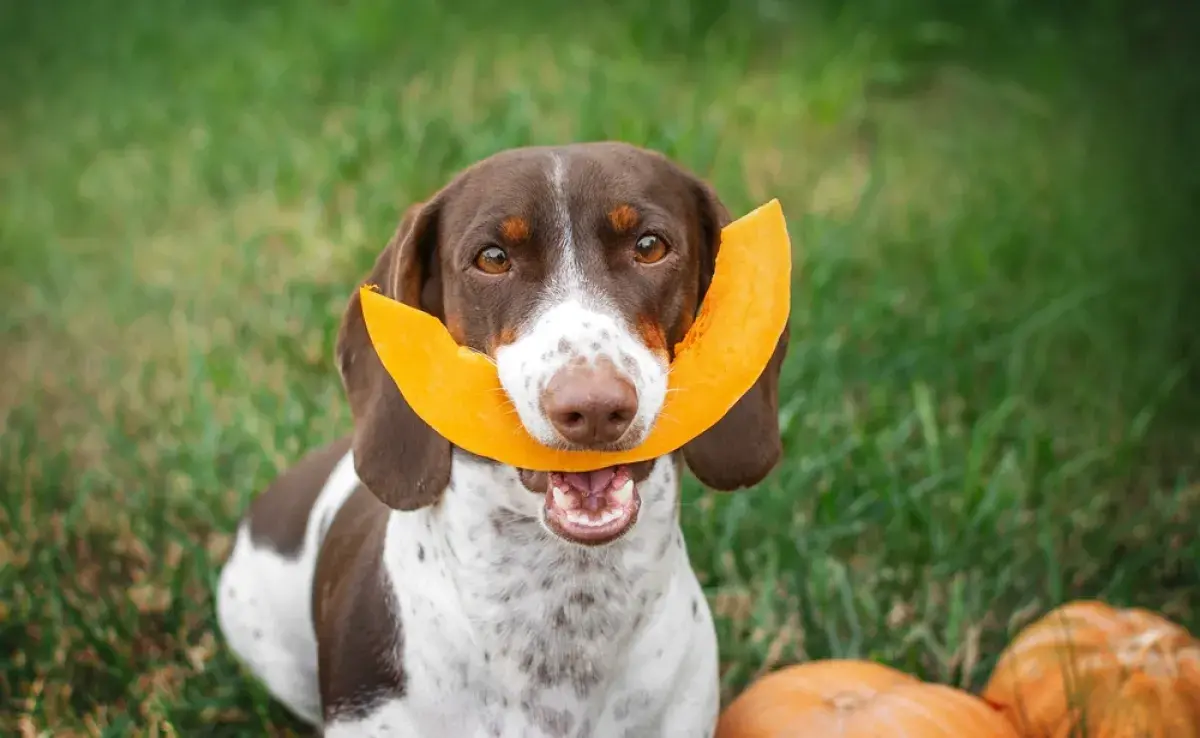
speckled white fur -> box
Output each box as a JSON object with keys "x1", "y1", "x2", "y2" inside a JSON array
[{"x1": 217, "y1": 149, "x2": 720, "y2": 736}]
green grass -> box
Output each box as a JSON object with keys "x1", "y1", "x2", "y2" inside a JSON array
[{"x1": 1, "y1": 0, "x2": 1197, "y2": 734}]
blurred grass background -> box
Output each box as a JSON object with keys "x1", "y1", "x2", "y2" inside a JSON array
[{"x1": 1, "y1": 0, "x2": 1197, "y2": 734}]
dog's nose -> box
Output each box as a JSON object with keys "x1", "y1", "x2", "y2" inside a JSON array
[{"x1": 542, "y1": 358, "x2": 638, "y2": 446}]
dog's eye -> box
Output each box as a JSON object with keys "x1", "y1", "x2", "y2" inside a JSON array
[
  {"x1": 474, "y1": 245, "x2": 511, "y2": 275},
  {"x1": 633, "y1": 234, "x2": 668, "y2": 265}
]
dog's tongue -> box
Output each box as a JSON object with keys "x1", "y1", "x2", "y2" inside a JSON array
[{"x1": 562, "y1": 467, "x2": 616, "y2": 495}]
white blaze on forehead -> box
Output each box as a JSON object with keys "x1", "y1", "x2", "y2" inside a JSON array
[
  {"x1": 492, "y1": 150, "x2": 669, "y2": 451},
  {"x1": 547, "y1": 151, "x2": 587, "y2": 302},
  {"x1": 545, "y1": 151, "x2": 619, "y2": 316}
]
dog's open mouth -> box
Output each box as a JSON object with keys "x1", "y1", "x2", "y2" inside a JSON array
[{"x1": 540, "y1": 466, "x2": 641, "y2": 546}]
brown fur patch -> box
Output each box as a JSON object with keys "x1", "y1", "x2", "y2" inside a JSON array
[
  {"x1": 500, "y1": 216, "x2": 530, "y2": 243},
  {"x1": 607, "y1": 204, "x2": 639, "y2": 233},
  {"x1": 313, "y1": 485, "x2": 406, "y2": 718},
  {"x1": 635, "y1": 316, "x2": 669, "y2": 363}
]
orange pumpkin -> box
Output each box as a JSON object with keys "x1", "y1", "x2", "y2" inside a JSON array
[
  {"x1": 983, "y1": 600, "x2": 1200, "y2": 738},
  {"x1": 360, "y1": 198, "x2": 792, "y2": 472},
  {"x1": 716, "y1": 659, "x2": 1020, "y2": 737}
]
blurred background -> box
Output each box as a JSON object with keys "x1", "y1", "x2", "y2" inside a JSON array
[{"x1": 1, "y1": 0, "x2": 1197, "y2": 733}]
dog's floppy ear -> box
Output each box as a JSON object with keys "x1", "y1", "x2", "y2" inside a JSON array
[
  {"x1": 681, "y1": 178, "x2": 791, "y2": 491},
  {"x1": 335, "y1": 197, "x2": 453, "y2": 510}
]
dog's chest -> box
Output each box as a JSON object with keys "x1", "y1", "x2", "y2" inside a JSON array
[
  {"x1": 357, "y1": 462, "x2": 696, "y2": 737},
  {"x1": 402, "y1": 558, "x2": 664, "y2": 736}
]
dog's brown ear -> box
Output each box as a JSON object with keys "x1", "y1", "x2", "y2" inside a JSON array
[
  {"x1": 335, "y1": 199, "x2": 453, "y2": 510},
  {"x1": 681, "y1": 179, "x2": 791, "y2": 491}
]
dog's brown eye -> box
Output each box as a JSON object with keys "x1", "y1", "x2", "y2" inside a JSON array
[
  {"x1": 474, "y1": 246, "x2": 511, "y2": 274},
  {"x1": 633, "y1": 234, "x2": 668, "y2": 264}
]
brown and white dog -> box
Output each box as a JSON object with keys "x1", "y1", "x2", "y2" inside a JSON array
[{"x1": 216, "y1": 142, "x2": 789, "y2": 737}]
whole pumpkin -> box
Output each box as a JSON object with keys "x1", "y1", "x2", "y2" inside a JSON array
[
  {"x1": 715, "y1": 659, "x2": 1019, "y2": 737},
  {"x1": 983, "y1": 600, "x2": 1200, "y2": 738}
]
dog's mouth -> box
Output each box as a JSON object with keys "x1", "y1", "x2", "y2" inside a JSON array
[{"x1": 534, "y1": 466, "x2": 642, "y2": 546}]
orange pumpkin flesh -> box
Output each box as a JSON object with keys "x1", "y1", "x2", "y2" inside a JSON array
[
  {"x1": 715, "y1": 660, "x2": 1020, "y2": 738},
  {"x1": 983, "y1": 601, "x2": 1200, "y2": 738},
  {"x1": 360, "y1": 198, "x2": 792, "y2": 472}
]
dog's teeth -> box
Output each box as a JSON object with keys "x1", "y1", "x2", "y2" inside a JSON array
[
  {"x1": 564, "y1": 508, "x2": 621, "y2": 527},
  {"x1": 566, "y1": 510, "x2": 595, "y2": 526},
  {"x1": 612, "y1": 480, "x2": 634, "y2": 505},
  {"x1": 553, "y1": 486, "x2": 577, "y2": 510}
]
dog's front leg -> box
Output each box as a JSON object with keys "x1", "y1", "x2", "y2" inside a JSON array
[{"x1": 655, "y1": 617, "x2": 721, "y2": 738}]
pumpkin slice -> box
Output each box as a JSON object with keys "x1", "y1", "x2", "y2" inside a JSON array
[{"x1": 360, "y1": 198, "x2": 791, "y2": 472}]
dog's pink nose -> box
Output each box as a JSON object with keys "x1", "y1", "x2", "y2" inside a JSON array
[{"x1": 542, "y1": 358, "x2": 638, "y2": 446}]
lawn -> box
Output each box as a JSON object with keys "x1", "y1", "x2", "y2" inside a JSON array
[{"x1": 1, "y1": 0, "x2": 1197, "y2": 734}]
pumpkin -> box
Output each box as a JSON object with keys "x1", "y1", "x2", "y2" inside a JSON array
[
  {"x1": 983, "y1": 600, "x2": 1200, "y2": 738},
  {"x1": 715, "y1": 659, "x2": 1020, "y2": 737},
  {"x1": 360, "y1": 198, "x2": 792, "y2": 472}
]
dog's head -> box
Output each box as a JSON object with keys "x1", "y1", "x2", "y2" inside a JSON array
[{"x1": 336, "y1": 142, "x2": 789, "y2": 545}]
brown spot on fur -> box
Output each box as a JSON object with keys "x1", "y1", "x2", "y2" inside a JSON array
[
  {"x1": 607, "y1": 204, "x2": 639, "y2": 233},
  {"x1": 500, "y1": 216, "x2": 530, "y2": 243},
  {"x1": 620, "y1": 354, "x2": 639, "y2": 378},
  {"x1": 635, "y1": 316, "x2": 669, "y2": 363}
]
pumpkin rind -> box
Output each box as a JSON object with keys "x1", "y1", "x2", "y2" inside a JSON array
[
  {"x1": 360, "y1": 198, "x2": 792, "y2": 472},
  {"x1": 715, "y1": 659, "x2": 1020, "y2": 737},
  {"x1": 983, "y1": 600, "x2": 1200, "y2": 738}
]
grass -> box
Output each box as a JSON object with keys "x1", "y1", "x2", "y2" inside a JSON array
[{"x1": 1, "y1": 0, "x2": 1197, "y2": 734}]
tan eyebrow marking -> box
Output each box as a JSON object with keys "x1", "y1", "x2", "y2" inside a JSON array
[
  {"x1": 607, "y1": 204, "x2": 640, "y2": 234},
  {"x1": 500, "y1": 216, "x2": 530, "y2": 243}
]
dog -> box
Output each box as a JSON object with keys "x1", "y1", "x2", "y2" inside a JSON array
[{"x1": 216, "y1": 141, "x2": 789, "y2": 737}]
